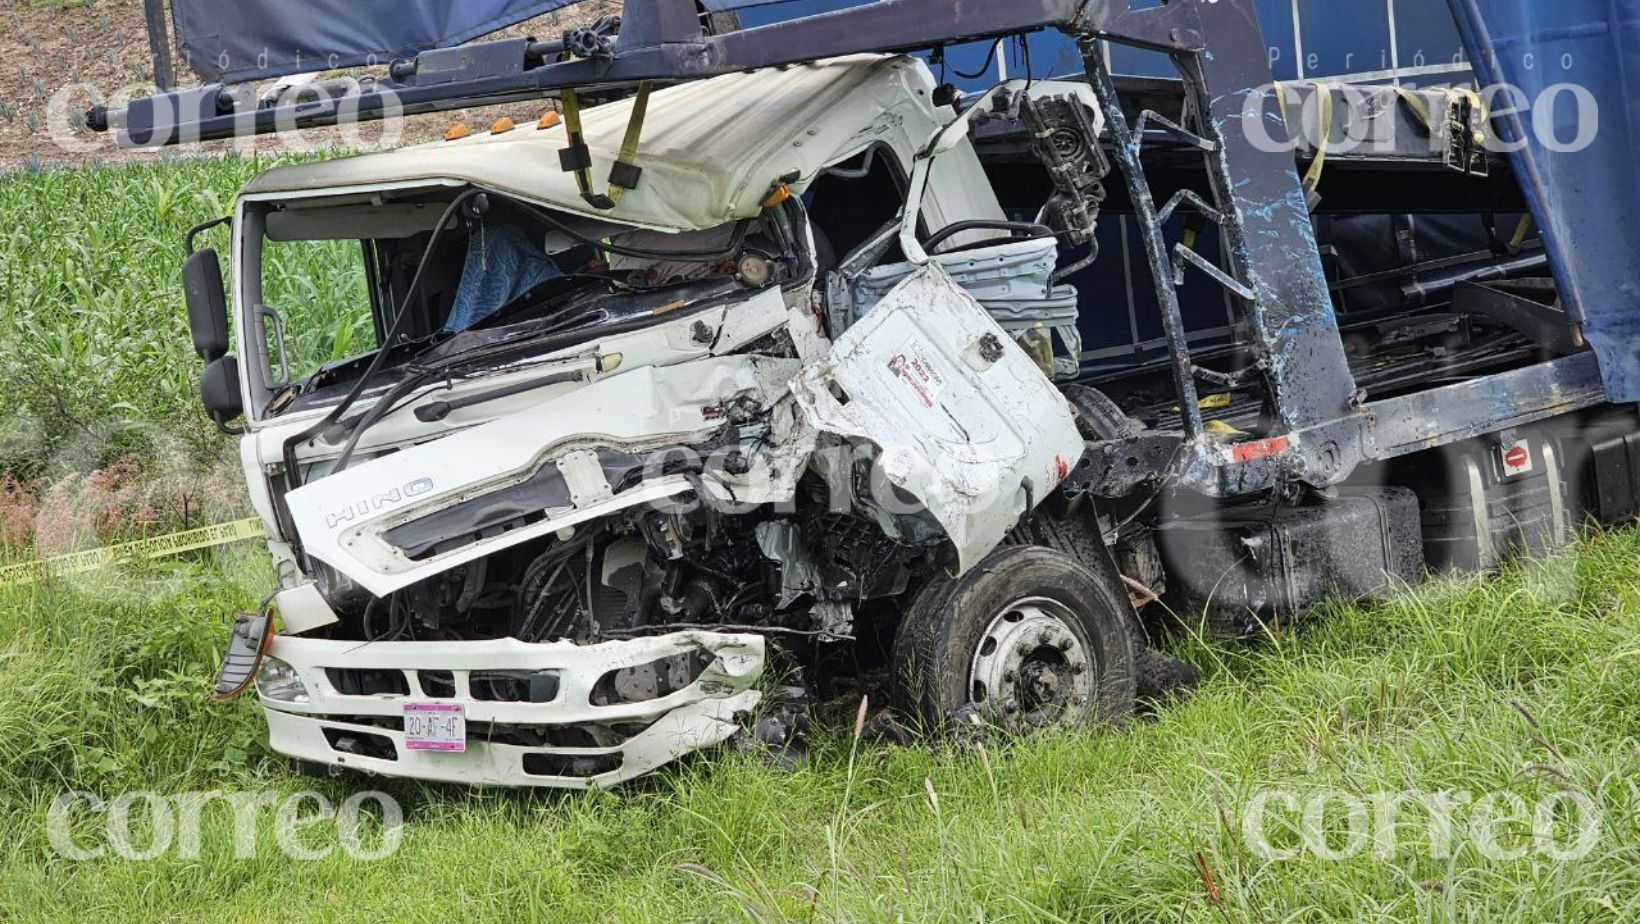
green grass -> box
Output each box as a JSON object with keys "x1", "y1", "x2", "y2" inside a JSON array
[
  {"x1": 1, "y1": 530, "x2": 1639, "y2": 922},
  {"x1": 6, "y1": 154, "x2": 1640, "y2": 922},
  {"x1": 0, "y1": 155, "x2": 368, "y2": 478}
]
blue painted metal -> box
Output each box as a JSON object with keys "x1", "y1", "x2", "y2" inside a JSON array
[
  {"x1": 1447, "y1": 0, "x2": 1640, "y2": 401},
  {"x1": 708, "y1": 0, "x2": 1465, "y2": 85},
  {"x1": 168, "y1": 0, "x2": 583, "y2": 84}
]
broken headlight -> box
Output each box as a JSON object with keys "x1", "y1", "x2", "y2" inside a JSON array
[{"x1": 256, "y1": 656, "x2": 311, "y2": 704}]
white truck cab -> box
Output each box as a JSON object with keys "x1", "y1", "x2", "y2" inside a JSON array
[{"x1": 189, "y1": 56, "x2": 1114, "y2": 787}]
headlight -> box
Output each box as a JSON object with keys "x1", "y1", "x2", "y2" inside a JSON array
[{"x1": 256, "y1": 656, "x2": 310, "y2": 704}]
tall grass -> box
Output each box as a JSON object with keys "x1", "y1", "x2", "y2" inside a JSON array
[
  {"x1": 0, "y1": 158, "x2": 242, "y2": 473},
  {"x1": 5, "y1": 151, "x2": 1640, "y2": 923},
  {"x1": 0, "y1": 155, "x2": 366, "y2": 479},
  {"x1": 2, "y1": 532, "x2": 1639, "y2": 921}
]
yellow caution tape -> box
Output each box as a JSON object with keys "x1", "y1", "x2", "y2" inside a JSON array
[{"x1": 0, "y1": 518, "x2": 264, "y2": 589}]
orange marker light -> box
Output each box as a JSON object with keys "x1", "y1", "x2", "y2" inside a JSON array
[
  {"x1": 444, "y1": 123, "x2": 470, "y2": 141},
  {"x1": 761, "y1": 185, "x2": 792, "y2": 209},
  {"x1": 537, "y1": 110, "x2": 562, "y2": 130},
  {"x1": 490, "y1": 117, "x2": 515, "y2": 135}
]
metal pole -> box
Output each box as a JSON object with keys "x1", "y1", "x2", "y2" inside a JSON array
[{"x1": 142, "y1": 0, "x2": 174, "y2": 91}]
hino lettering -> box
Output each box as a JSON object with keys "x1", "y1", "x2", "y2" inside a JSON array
[{"x1": 323, "y1": 478, "x2": 436, "y2": 530}]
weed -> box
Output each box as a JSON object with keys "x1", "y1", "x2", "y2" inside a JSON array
[{"x1": 0, "y1": 534, "x2": 1638, "y2": 920}]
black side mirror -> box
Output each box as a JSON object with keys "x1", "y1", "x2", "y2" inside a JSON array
[
  {"x1": 185, "y1": 247, "x2": 242, "y2": 432},
  {"x1": 201, "y1": 355, "x2": 244, "y2": 431},
  {"x1": 183, "y1": 248, "x2": 230, "y2": 360}
]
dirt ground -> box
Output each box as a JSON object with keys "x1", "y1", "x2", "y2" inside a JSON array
[{"x1": 0, "y1": 0, "x2": 625, "y2": 171}]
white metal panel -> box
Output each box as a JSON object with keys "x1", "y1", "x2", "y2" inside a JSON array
[
  {"x1": 793, "y1": 263, "x2": 1083, "y2": 572},
  {"x1": 242, "y1": 55, "x2": 993, "y2": 232},
  {"x1": 283, "y1": 354, "x2": 804, "y2": 594},
  {"x1": 263, "y1": 630, "x2": 763, "y2": 788}
]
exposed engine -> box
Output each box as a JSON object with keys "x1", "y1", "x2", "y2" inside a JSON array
[{"x1": 307, "y1": 468, "x2": 945, "y2": 698}]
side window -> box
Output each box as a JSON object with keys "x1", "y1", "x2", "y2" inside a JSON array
[
  {"x1": 804, "y1": 145, "x2": 909, "y2": 270},
  {"x1": 258, "y1": 237, "x2": 373, "y2": 385}
]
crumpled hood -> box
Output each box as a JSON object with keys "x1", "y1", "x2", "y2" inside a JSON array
[{"x1": 285, "y1": 354, "x2": 808, "y2": 596}]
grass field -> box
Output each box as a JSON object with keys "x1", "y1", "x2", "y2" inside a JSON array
[
  {"x1": 2, "y1": 531, "x2": 1640, "y2": 921},
  {"x1": 5, "y1": 159, "x2": 1640, "y2": 922},
  {"x1": 0, "y1": 155, "x2": 364, "y2": 480}
]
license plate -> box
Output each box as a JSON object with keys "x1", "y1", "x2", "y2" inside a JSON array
[{"x1": 403, "y1": 702, "x2": 466, "y2": 752}]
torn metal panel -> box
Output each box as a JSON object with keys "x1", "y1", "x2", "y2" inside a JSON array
[
  {"x1": 285, "y1": 354, "x2": 804, "y2": 595},
  {"x1": 851, "y1": 237, "x2": 1084, "y2": 378},
  {"x1": 754, "y1": 520, "x2": 822, "y2": 609},
  {"x1": 273, "y1": 582, "x2": 340, "y2": 635},
  {"x1": 794, "y1": 263, "x2": 1083, "y2": 572}
]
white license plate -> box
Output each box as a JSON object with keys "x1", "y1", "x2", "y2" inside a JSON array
[{"x1": 403, "y1": 702, "x2": 466, "y2": 752}]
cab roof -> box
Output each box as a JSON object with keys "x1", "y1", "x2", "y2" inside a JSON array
[{"x1": 241, "y1": 55, "x2": 949, "y2": 232}]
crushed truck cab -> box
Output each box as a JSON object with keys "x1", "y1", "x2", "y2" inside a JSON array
[
  {"x1": 173, "y1": 0, "x2": 1640, "y2": 790},
  {"x1": 207, "y1": 57, "x2": 1098, "y2": 786}
]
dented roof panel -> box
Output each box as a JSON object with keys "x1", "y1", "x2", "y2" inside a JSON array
[{"x1": 243, "y1": 55, "x2": 952, "y2": 231}]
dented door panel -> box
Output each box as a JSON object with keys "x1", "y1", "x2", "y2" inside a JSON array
[{"x1": 795, "y1": 263, "x2": 1083, "y2": 572}]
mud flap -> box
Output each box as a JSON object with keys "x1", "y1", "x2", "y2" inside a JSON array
[{"x1": 794, "y1": 263, "x2": 1084, "y2": 571}]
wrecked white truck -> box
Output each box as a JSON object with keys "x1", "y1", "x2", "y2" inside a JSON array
[
  {"x1": 149, "y1": 0, "x2": 1640, "y2": 789},
  {"x1": 190, "y1": 58, "x2": 1150, "y2": 786}
]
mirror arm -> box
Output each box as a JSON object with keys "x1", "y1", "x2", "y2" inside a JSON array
[{"x1": 185, "y1": 216, "x2": 230, "y2": 256}]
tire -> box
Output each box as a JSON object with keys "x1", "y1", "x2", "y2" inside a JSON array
[{"x1": 890, "y1": 545, "x2": 1137, "y2": 730}]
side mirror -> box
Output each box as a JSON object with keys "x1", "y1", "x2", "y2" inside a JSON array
[
  {"x1": 183, "y1": 248, "x2": 230, "y2": 360},
  {"x1": 200, "y1": 355, "x2": 244, "y2": 430}
]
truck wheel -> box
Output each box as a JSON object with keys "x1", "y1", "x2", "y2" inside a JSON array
[{"x1": 891, "y1": 546, "x2": 1136, "y2": 730}]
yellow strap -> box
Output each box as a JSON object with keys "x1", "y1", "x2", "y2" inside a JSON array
[
  {"x1": 560, "y1": 87, "x2": 594, "y2": 202},
  {"x1": 561, "y1": 82, "x2": 653, "y2": 209},
  {"x1": 1510, "y1": 214, "x2": 1535, "y2": 251},
  {"x1": 1303, "y1": 84, "x2": 1333, "y2": 195},
  {"x1": 616, "y1": 84, "x2": 653, "y2": 172},
  {"x1": 1394, "y1": 86, "x2": 1433, "y2": 130}
]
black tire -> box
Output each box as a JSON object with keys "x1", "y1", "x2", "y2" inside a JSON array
[{"x1": 890, "y1": 545, "x2": 1137, "y2": 730}]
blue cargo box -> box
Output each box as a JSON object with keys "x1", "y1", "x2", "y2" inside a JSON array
[
  {"x1": 705, "y1": 1, "x2": 1478, "y2": 370},
  {"x1": 704, "y1": 0, "x2": 1468, "y2": 84}
]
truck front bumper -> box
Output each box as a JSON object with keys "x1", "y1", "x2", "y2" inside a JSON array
[{"x1": 257, "y1": 631, "x2": 764, "y2": 788}]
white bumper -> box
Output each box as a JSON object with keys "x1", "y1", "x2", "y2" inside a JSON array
[{"x1": 259, "y1": 631, "x2": 764, "y2": 788}]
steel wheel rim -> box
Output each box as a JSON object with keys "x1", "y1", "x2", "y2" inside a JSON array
[{"x1": 968, "y1": 596, "x2": 1094, "y2": 726}]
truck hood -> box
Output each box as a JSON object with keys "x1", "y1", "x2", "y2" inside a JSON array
[{"x1": 285, "y1": 353, "x2": 812, "y2": 595}]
